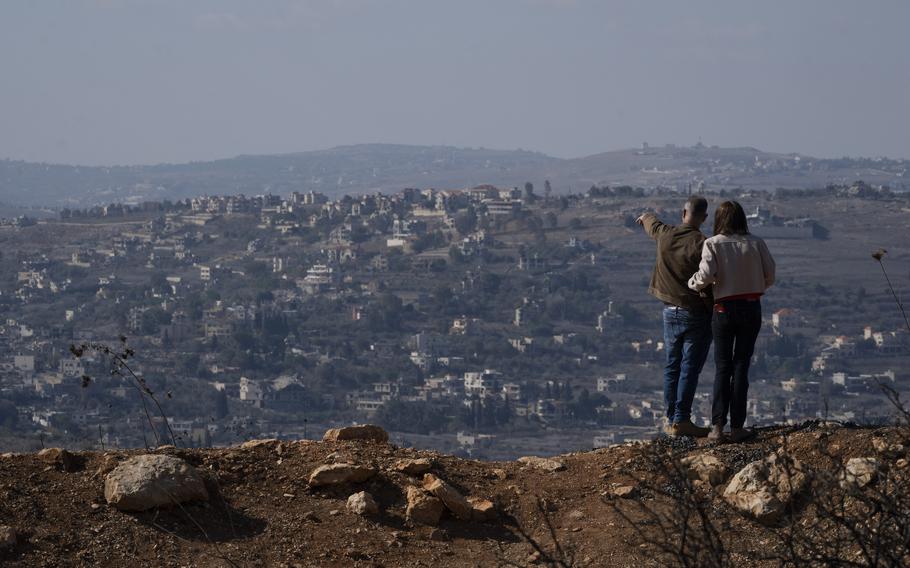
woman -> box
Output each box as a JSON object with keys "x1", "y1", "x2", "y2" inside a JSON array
[{"x1": 688, "y1": 201, "x2": 775, "y2": 442}]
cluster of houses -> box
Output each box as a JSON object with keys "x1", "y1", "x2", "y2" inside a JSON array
[{"x1": 3, "y1": 181, "x2": 908, "y2": 453}]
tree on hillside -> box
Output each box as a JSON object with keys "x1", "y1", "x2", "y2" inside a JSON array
[
  {"x1": 545, "y1": 211, "x2": 558, "y2": 229},
  {"x1": 454, "y1": 208, "x2": 478, "y2": 235}
]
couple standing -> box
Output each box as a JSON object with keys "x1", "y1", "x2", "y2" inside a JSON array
[{"x1": 637, "y1": 197, "x2": 775, "y2": 442}]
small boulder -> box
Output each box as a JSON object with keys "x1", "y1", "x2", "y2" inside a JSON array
[
  {"x1": 406, "y1": 486, "x2": 445, "y2": 526},
  {"x1": 872, "y1": 438, "x2": 905, "y2": 459},
  {"x1": 347, "y1": 491, "x2": 379, "y2": 516},
  {"x1": 323, "y1": 451, "x2": 348, "y2": 463},
  {"x1": 681, "y1": 454, "x2": 730, "y2": 487},
  {"x1": 517, "y1": 456, "x2": 566, "y2": 472},
  {"x1": 467, "y1": 496, "x2": 497, "y2": 522},
  {"x1": 38, "y1": 447, "x2": 80, "y2": 472},
  {"x1": 308, "y1": 463, "x2": 376, "y2": 487},
  {"x1": 395, "y1": 458, "x2": 433, "y2": 476},
  {"x1": 840, "y1": 457, "x2": 880, "y2": 489},
  {"x1": 723, "y1": 454, "x2": 808, "y2": 525},
  {"x1": 322, "y1": 425, "x2": 389, "y2": 443},
  {"x1": 240, "y1": 438, "x2": 280, "y2": 450},
  {"x1": 422, "y1": 473, "x2": 472, "y2": 520},
  {"x1": 94, "y1": 454, "x2": 121, "y2": 478},
  {"x1": 610, "y1": 485, "x2": 638, "y2": 499},
  {"x1": 104, "y1": 454, "x2": 209, "y2": 512},
  {"x1": 0, "y1": 526, "x2": 15, "y2": 549}
]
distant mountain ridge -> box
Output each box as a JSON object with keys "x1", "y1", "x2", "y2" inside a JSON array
[{"x1": 0, "y1": 143, "x2": 906, "y2": 208}]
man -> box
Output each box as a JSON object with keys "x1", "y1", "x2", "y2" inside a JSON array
[{"x1": 636, "y1": 196, "x2": 712, "y2": 438}]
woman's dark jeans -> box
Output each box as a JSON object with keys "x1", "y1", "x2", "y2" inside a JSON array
[{"x1": 711, "y1": 299, "x2": 762, "y2": 428}]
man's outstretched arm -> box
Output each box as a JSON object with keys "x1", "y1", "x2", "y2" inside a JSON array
[{"x1": 636, "y1": 212, "x2": 672, "y2": 240}]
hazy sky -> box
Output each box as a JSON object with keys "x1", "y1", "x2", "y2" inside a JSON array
[{"x1": 1, "y1": 0, "x2": 908, "y2": 165}]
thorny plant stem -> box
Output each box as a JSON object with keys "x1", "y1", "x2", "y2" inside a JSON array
[
  {"x1": 118, "y1": 356, "x2": 178, "y2": 446},
  {"x1": 130, "y1": 373, "x2": 161, "y2": 447},
  {"x1": 877, "y1": 259, "x2": 910, "y2": 334}
]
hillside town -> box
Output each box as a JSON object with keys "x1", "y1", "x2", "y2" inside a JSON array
[{"x1": 0, "y1": 181, "x2": 907, "y2": 458}]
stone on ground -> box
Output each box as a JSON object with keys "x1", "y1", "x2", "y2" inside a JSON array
[
  {"x1": 723, "y1": 454, "x2": 808, "y2": 524},
  {"x1": 610, "y1": 485, "x2": 638, "y2": 499},
  {"x1": 517, "y1": 456, "x2": 566, "y2": 472},
  {"x1": 467, "y1": 496, "x2": 497, "y2": 522},
  {"x1": 406, "y1": 486, "x2": 445, "y2": 526},
  {"x1": 104, "y1": 454, "x2": 209, "y2": 512},
  {"x1": 346, "y1": 491, "x2": 379, "y2": 516},
  {"x1": 840, "y1": 457, "x2": 880, "y2": 489},
  {"x1": 394, "y1": 458, "x2": 433, "y2": 476},
  {"x1": 94, "y1": 454, "x2": 121, "y2": 478},
  {"x1": 308, "y1": 463, "x2": 376, "y2": 487},
  {"x1": 681, "y1": 454, "x2": 730, "y2": 486},
  {"x1": 422, "y1": 473, "x2": 472, "y2": 520},
  {"x1": 872, "y1": 438, "x2": 905, "y2": 459},
  {"x1": 38, "y1": 447, "x2": 79, "y2": 472},
  {"x1": 322, "y1": 425, "x2": 389, "y2": 443},
  {"x1": 239, "y1": 438, "x2": 280, "y2": 450}
]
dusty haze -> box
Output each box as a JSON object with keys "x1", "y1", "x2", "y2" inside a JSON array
[{"x1": 1, "y1": 0, "x2": 909, "y2": 166}]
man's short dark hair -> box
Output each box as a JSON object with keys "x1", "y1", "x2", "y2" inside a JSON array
[{"x1": 685, "y1": 195, "x2": 708, "y2": 216}]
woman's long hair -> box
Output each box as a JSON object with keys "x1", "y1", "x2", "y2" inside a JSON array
[{"x1": 713, "y1": 201, "x2": 749, "y2": 236}]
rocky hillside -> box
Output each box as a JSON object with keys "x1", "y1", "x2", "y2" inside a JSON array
[{"x1": 0, "y1": 422, "x2": 907, "y2": 567}]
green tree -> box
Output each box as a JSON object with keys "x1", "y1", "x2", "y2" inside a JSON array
[
  {"x1": 454, "y1": 208, "x2": 478, "y2": 235},
  {"x1": 367, "y1": 293, "x2": 404, "y2": 332},
  {"x1": 544, "y1": 211, "x2": 558, "y2": 229},
  {"x1": 0, "y1": 400, "x2": 18, "y2": 428},
  {"x1": 213, "y1": 389, "x2": 229, "y2": 419},
  {"x1": 448, "y1": 245, "x2": 466, "y2": 264}
]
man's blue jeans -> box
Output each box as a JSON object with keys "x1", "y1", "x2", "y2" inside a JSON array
[{"x1": 663, "y1": 306, "x2": 712, "y2": 424}]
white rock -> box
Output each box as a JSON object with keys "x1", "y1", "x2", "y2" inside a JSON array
[
  {"x1": 422, "y1": 473, "x2": 472, "y2": 520},
  {"x1": 346, "y1": 491, "x2": 379, "y2": 516},
  {"x1": 322, "y1": 425, "x2": 388, "y2": 443},
  {"x1": 239, "y1": 438, "x2": 280, "y2": 450},
  {"x1": 104, "y1": 454, "x2": 209, "y2": 512},
  {"x1": 872, "y1": 438, "x2": 905, "y2": 459},
  {"x1": 406, "y1": 486, "x2": 445, "y2": 526},
  {"x1": 394, "y1": 458, "x2": 433, "y2": 476},
  {"x1": 37, "y1": 447, "x2": 79, "y2": 471},
  {"x1": 308, "y1": 463, "x2": 376, "y2": 487},
  {"x1": 681, "y1": 454, "x2": 730, "y2": 486},
  {"x1": 467, "y1": 496, "x2": 497, "y2": 522},
  {"x1": 517, "y1": 456, "x2": 566, "y2": 472},
  {"x1": 610, "y1": 485, "x2": 638, "y2": 499},
  {"x1": 840, "y1": 457, "x2": 880, "y2": 489},
  {"x1": 723, "y1": 454, "x2": 807, "y2": 525}
]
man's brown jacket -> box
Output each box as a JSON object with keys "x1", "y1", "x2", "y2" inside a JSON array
[{"x1": 640, "y1": 213, "x2": 712, "y2": 312}]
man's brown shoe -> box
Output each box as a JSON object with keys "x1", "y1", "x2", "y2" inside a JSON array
[
  {"x1": 707, "y1": 425, "x2": 725, "y2": 441},
  {"x1": 671, "y1": 420, "x2": 710, "y2": 438}
]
